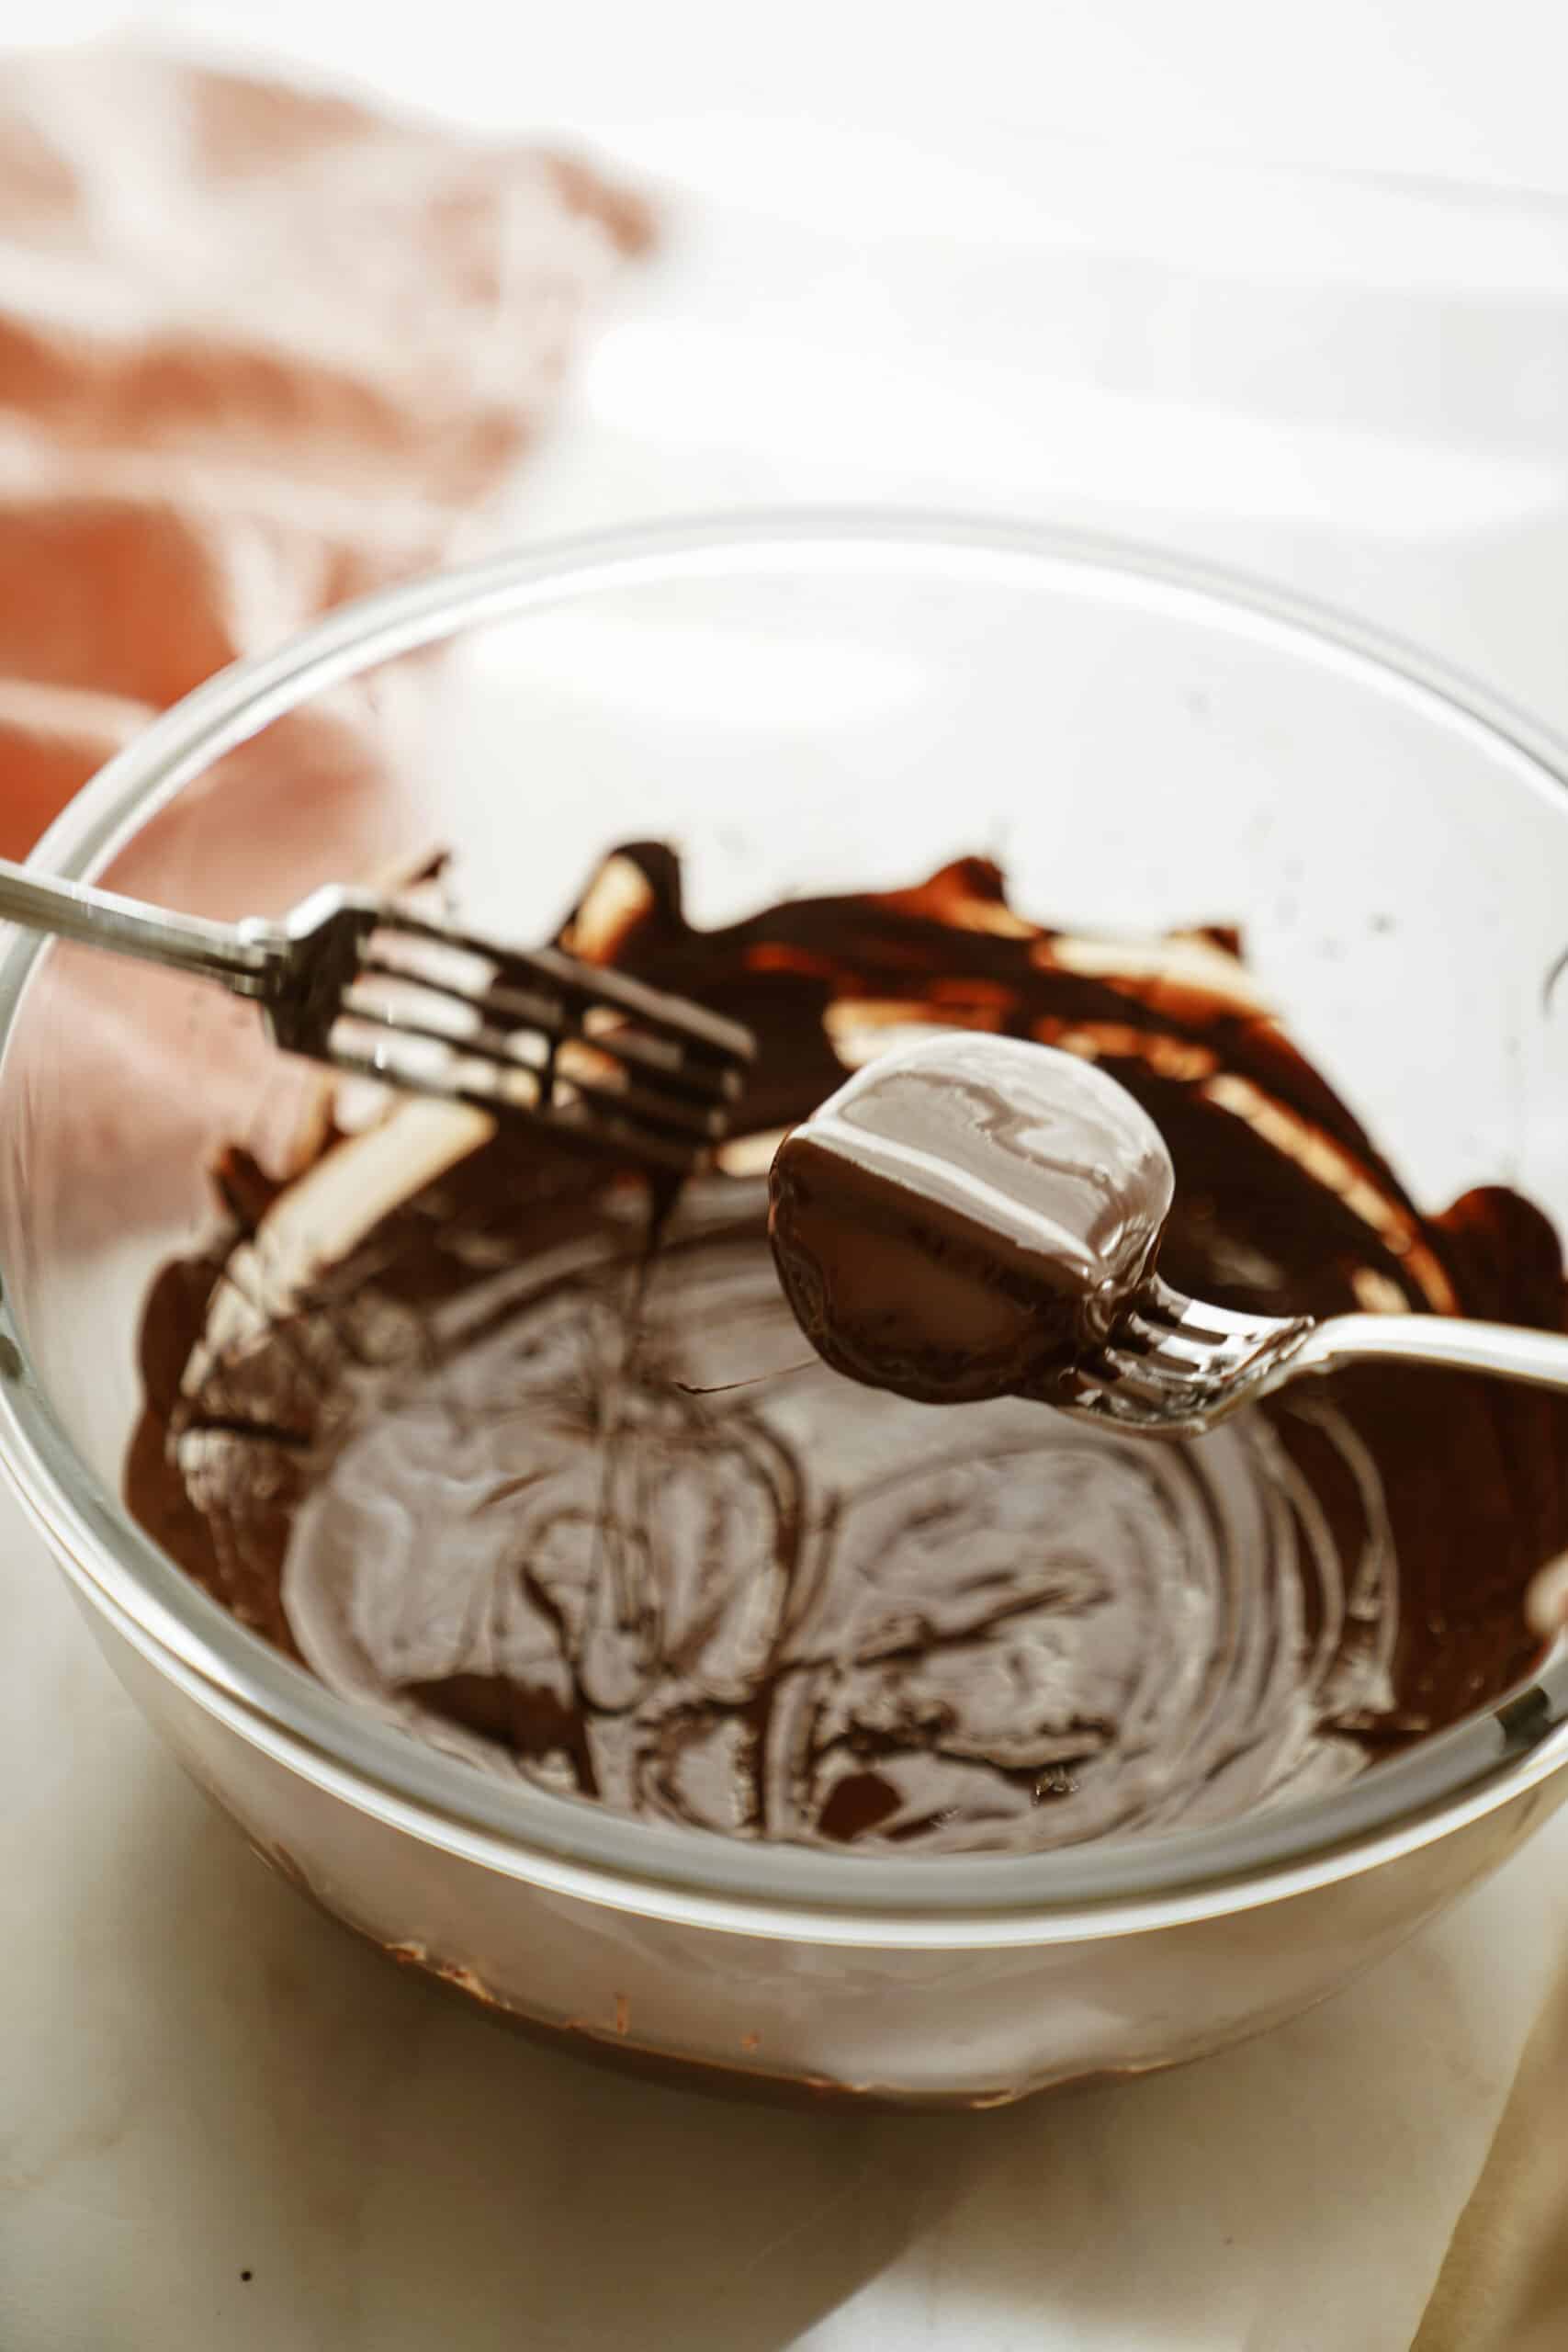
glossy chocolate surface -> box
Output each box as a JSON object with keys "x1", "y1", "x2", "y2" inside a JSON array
[
  {"x1": 127, "y1": 847, "x2": 1568, "y2": 1853},
  {"x1": 770, "y1": 1034, "x2": 1175, "y2": 1404}
]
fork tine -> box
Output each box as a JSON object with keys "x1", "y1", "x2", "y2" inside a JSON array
[
  {"x1": 359, "y1": 961, "x2": 744, "y2": 1106},
  {"x1": 272, "y1": 888, "x2": 755, "y2": 1168},
  {"x1": 335, "y1": 1000, "x2": 728, "y2": 1145},
  {"x1": 374, "y1": 910, "x2": 754, "y2": 1065},
  {"x1": 1122, "y1": 1307, "x2": 1280, "y2": 1369},
  {"x1": 526, "y1": 940, "x2": 755, "y2": 1064},
  {"x1": 550, "y1": 1063, "x2": 731, "y2": 1145},
  {"x1": 1119, "y1": 1313, "x2": 1226, "y2": 1372},
  {"x1": 323, "y1": 1042, "x2": 704, "y2": 1173},
  {"x1": 1075, "y1": 1348, "x2": 1204, "y2": 1408},
  {"x1": 1139, "y1": 1278, "x2": 1284, "y2": 1343},
  {"x1": 1062, "y1": 1277, "x2": 1317, "y2": 1435},
  {"x1": 1064, "y1": 1381, "x2": 1209, "y2": 1435},
  {"x1": 492, "y1": 987, "x2": 746, "y2": 1102},
  {"x1": 358, "y1": 954, "x2": 565, "y2": 1033}
]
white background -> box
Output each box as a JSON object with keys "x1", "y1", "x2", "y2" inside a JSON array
[{"x1": 9, "y1": 0, "x2": 1568, "y2": 196}]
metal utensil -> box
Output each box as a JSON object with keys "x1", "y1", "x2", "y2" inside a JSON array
[
  {"x1": 1062, "y1": 1273, "x2": 1568, "y2": 1437},
  {"x1": 0, "y1": 859, "x2": 754, "y2": 1171}
]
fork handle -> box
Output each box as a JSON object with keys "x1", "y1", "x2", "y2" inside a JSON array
[
  {"x1": 0, "y1": 855, "x2": 284, "y2": 1001},
  {"x1": 1295, "y1": 1313, "x2": 1568, "y2": 1397}
]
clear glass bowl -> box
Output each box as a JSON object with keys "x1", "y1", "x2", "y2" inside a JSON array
[{"x1": 5, "y1": 511, "x2": 1568, "y2": 2107}]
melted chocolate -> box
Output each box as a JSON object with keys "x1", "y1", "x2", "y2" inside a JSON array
[
  {"x1": 769, "y1": 1035, "x2": 1174, "y2": 1403},
  {"x1": 125, "y1": 846, "x2": 1568, "y2": 1854}
]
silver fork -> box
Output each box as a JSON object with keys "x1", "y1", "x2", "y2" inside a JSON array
[
  {"x1": 1060, "y1": 1274, "x2": 1568, "y2": 1437},
  {"x1": 0, "y1": 859, "x2": 754, "y2": 1172}
]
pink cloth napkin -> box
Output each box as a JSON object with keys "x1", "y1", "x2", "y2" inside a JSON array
[
  {"x1": 0, "y1": 42, "x2": 649, "y2": 857},
  {"x1": 0, "y1": 43, "x2": 648, "y2": 1238}
]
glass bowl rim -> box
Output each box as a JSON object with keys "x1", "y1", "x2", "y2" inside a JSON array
[{"x1": 5, "y1": 503, "x2": 1568, "y2": 1944}]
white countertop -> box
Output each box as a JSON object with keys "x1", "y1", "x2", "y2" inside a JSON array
[
  {"x1": 9, "y1": 1487, "x2": 1568, "y2": 2352},
  {"x1": 7, "y1": 20, "x2": 1568, "y2": 2346}
]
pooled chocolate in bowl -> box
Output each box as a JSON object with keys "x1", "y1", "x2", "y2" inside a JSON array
[{"x1": 127, "y1": 846, "x2": 1568, "y2": 1854}]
